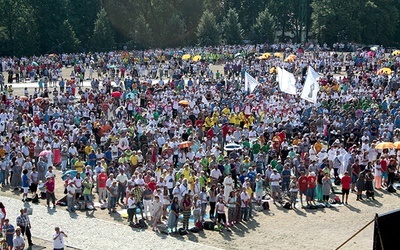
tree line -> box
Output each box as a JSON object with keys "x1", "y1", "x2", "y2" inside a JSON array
[{"x1": 0, "y1": 0, "x2": 399, "y2": 56}]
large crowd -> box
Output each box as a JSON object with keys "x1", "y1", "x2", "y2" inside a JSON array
[{"x1": 0, "y1": 42, "x2": 400, "y2": 247}]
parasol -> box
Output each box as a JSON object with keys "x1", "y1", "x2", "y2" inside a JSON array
[
  {"x1": 178, "y1": 141, "x2": 193, "y2": 149},
  {"x1": 178, "y1": 100, "x2": 189, "y2": 106},
  {"x1": 111, "y1": 91, "x2": 122, "y2": 98},
  {"x1": 375, "y1": 142, "x2": 395, "y2": 149},
  {"x1": 224, "y1": 143, "x2": 243, "y2": 151}
]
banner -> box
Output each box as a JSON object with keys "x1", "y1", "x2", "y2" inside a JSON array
[
  {"x1": 244, "y1": 72, "x2": 259, "y2": 93},
  {"x1": 201, "y1": 95, "x2": 209, "y2": 106},
  {"x1": 277, "y1": 67, "x2": 297, "y2": 95},
  {"x1": 300, "y1": 66, "x2": 320, "y2": 103}
]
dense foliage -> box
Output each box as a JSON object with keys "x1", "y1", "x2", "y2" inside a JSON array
[{"x1": 0, "y1": 0, "x2": 399, "y2": 56}]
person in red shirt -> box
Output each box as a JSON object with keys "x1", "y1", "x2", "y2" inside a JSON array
[
  {"x1": 306, "y1": 172, "x2": 317, "y2": 207},
  {"x1": 298, "y1": 171, "x2": 308, "y2": 207},
  {"x1": 341, "y1": 171, "x2": 351, "y2": 205},
  {"x1": 97, "y1": 170, "x2": 108, "y2": 203},
  {"x1": 380, "y1": 156, "x2": 389, "y2": 188},
  {"x1": 45, "y1": 176, "x2": 56, "y2": 208}
]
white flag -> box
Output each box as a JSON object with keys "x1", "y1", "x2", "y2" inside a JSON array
[
  {"x1": 244, "y1": 72, "x2": 259, "y2": 93},
  {"x1": 201, "y1": 95, "x2": 209, "y2": 106},
  {"x1": 277, "y1": 67, "x2": 297, "y2": 95},
  {"x1": 301, "y1": 66, "x2": 320, "y2": 103}
]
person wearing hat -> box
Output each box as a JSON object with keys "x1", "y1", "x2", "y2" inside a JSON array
[
  {"x1": 269, "y1": 169, "x2": 282, "y2": 204},
  {"x1": 66, "y1": 180, "x2": 76, "y2": 213}
]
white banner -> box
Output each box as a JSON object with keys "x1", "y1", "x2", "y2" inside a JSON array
[
  {"x1": 301, "y1": 66, "x2": 320, "y2": 103},
  {"x1": 277, "y1": 67, "x2": 297, "y2": 95},
  {"x1": 244, "y1": 72, "x2": 259, "y2": 93}
]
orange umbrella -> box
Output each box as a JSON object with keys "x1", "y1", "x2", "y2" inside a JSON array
[
  {"x1": 179, "y1": 141, "x2": 193, "y2": 149},
  {"x1": 375, "y1": 142, "x2": 395, "y2": 149},
  {"x1": 178, "y1": 100, "x2": 189, "y2": 106},
  {"x1": 393, "y1": 141, "x2": 400, "y2": 149},
  {"x1": 35, "y1": 97, "x2": 43, "y2": 103},
  {"x1": 19, "y1": 96, "x2": 28, "y2": 101}
]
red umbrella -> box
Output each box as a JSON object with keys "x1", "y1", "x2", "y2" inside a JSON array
[{"x1": 111, "y1": 91, "x2": 122, "y2": 98}]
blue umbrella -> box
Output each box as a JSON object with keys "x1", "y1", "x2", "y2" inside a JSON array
[
  {"x1": 62, "y1": 170, "x2": 78, "y2": 181},
  {"x1": 126, "y1": 92, "x2": 135, "y2": 99}
]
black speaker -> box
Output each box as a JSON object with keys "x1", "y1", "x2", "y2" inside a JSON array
[{"x1": 373, "y1": 209, "x2": 400, "y2": 250}]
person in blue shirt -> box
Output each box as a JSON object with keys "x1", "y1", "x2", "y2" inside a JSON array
[
  {"x1": 238, "y1": 171, "x2": 247, "y2": 185},
  {"x1": 22, "y1": 169, "x2": 30, "y2": 202},
  {"x1": 281, "y1": 165, "x2": 292, "y2": 194},
  {"x1": 246, "y1": 167, "x2": 257, "y2": 190}
]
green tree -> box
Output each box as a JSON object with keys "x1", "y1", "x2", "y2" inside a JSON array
[
  {"x1": 221, "y1": 8, "x2": 243, "y2": 45},
  {"x1": 91, "y1": 8, "x2": 115, "y2": 51},
  {"x1": 60, "y1": 20, "x2": 81, "y2": 53},
  {"x1": 0, "y1": 0, "x2": 39, "y2": 56},
  {"x1": 250, "y1": 8, "x2": 275, "y2": 43},
  {"x1": 128, "y1": 13, "x2": 154, "y2": 49},
  {"x1": 196, "y1": 10, "x2": 220, "y2": 46}
]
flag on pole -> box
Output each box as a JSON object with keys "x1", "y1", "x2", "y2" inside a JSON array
[
  {"x1": 244, "y1": 72, "x2": 259, "y2": 94},
  {"x1": 201, "y1": 95, "x2": 209, "y2": 106},
  {"x1": 277, "y1": 67, "x2": 297, "y2": 95},
  {"x1": 301, "y1": 66, "x2": 320, "y2": 103}
]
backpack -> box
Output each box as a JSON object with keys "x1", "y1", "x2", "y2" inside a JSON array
[
  {"x1": 139, "y1": 219, "x2": 147, "y2": 228},
  {"x1": 262, "y1": 201, "x2": 270, "y2": 210},
  {"x1": 283, "y1": 202, "x2": 291, "y2": 209},
  {"x1": 334, "y1": 177, "x2": 341, "y2": 186},
  {"x1": 178, "y1": 227, "x2": 188, "y2": 235},
  {"x1": 195, "y1": 221, "x2": 203, "y2": 230},
  {"x1": 189, "y1": 226, "x2": 200, "y2": 233},
  {"x1": 387, "y1": 185, "x2": 397, "y2": 193},
  {"x1": 202, "y1": 221, "x2": 216, "y2": 230}
]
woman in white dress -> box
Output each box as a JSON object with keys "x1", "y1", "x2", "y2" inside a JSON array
[{"x1": 223, "y1": 173, "x2": 234, "y2": 202}]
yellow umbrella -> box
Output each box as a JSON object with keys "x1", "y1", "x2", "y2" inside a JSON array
[
  {"x1": 182, "y1": 54, "x2": 191, "y2": 60},
  {"x1": 269, "y1": 67, "x2": 276, "y2": 74},
  {"x1": 377, "y1": 68, "x2": 392, "y2": 75},
  {"x1": 192, "y1": 55, "x2": 202, "y2": 62},
  {"x1": 375, "y1": 142, "x2": 395, "y2": 149},
  {"x1": 178, "y1": 100, "x2": 189, "y2": 106},
  {"x1": 392, "y1": 50, "x2": 400, "y2": 56},
  {"x1": 393, "y1": 141, "x2": 400, "y2": 149},
  {"x1": 257, "y1": 55, "x2": 269, "y2": 60},
  {"x1": 284, "y1": 57, "x2": 295, "y2": 62},
  {"x1": 274, "y1": 52, "x2": 283, "y2": 58},
  {"x1": 262, "y1": 53, "x2": 271, "y2": 58}
]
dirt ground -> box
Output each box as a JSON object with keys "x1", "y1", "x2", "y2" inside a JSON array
[{"x1": 2, "y1": 66, "x2": 399, "y2": 250}]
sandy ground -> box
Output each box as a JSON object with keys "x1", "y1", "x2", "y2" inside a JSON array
[{"x1": 2, "y1": 66, "x2": 399, "y2": 250}]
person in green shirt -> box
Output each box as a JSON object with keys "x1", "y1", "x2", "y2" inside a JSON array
[
  {"x1": 270, "y1": 156, "x2": 278, "y2": 169},
  {"x1": 82, "y1": 176, "x2": 94, "y2": 209},
  {"x1": 242, "y1": 139, "x2": 250, "y2": 149},
  {"x1": 252, "y1": 140, "x2": 261, "y2": 161},
  {"x1": 275, "y1": 161, "x2": 284, "y2": 174},
  {"x1": 199, "y1": 171, "x2": 208, "y2": 188}
]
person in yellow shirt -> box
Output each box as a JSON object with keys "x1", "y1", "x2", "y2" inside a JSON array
[
  {"x1": 0, "y1": 145, "x2": 6, "y2": 158},
  {"x1": 182, "y1": 164, "x2": 191, "y2": 179},
  {"x1": 130, "y1": 151, "x2": 139, "y2": 173},
  {"x1": 74, "y1": 156, "x2": 85, "y2": 172},
  {"x1": 314, "y1": 139, "x2": 323, "y2": 153},
  {"x1": 84, "y1": 143, "x2": 93, "y2": 157},
  {"x1": 222, "y1": 106, "x2": 230, "y2": 116}
]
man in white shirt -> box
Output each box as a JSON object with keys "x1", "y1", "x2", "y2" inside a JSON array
[
  {"x1": 165, "y1": 170, "x2": 175, "y2": 199},
  {"x1": 53, "y1": 227, "x2": 68, "y2": 250},
  {"x1": 269, "y1": 169, "x2": 281, "y2": 204},
  {"x1": 116, "y1": 169, "x2": 128, "y2": 204},
  {"x1": 66, "y1": 180, "x2": 76, "y2": 212},
  {"x1": 240, "y1": 187, "x2": 250, "y2": 221},
  {"x1": 13, "y1": 227, "x2": 25, "y2": 250},
  {"x1": 210, "y1": 165, "x2": 222, "y2": 185}
]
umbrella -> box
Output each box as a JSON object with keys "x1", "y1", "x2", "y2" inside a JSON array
[
  {"x1": 125, "y1": 92, "x2": 135, "y2": 99},
  {"x1": 375, "y1": 142, "x2": 395, "y2": 149},
  {"x1": 38, "y1": 150, "x2": 52, "y2": 157},
  {"x1": 234, "y1": 53, "x2": 242, "y2": 58},
  {"x1": 62, "y1": 170, "x2": 78, "y2": 181},
  {"x1": 392, "y1": 50, "x2": 400, "y2": 56},
  {"x1": 274, "y1": 52, "x2": 283, "y2": 58},
  {"x1": 182, "y1": 54, "x2": 191, "y2": 60},
  {"x1": 19, "y1": 96, "x2": 28, "y2": 101},
  {"x1": 111, "y1": 91, "x2": 122, "y2": 98},
  {"x1": 224, "y1": 143, "x2": 243, "y2": 151},
  {"x1": 49, "y1": 53, "x2": 57, "y2": 57},
  {"x1": 393, "y1": 141, "x2": 400, "y2": 149},
  {"x1": 284, "y1": 54, "x2": 297, "y2": 62},
  {"x1": 366, "y1": 51, "x2": 375, "y2": 57},
  {"x1": 32, "y1": 62, "x2": 38, "y2": 66},
  {"x1": 178, "y1": 100, "x2": 189, "y2": 106},
  {"x1": 179, "y1": 141, "x2": 193, "y2": 149},
  {"x1": 370, "y1": 46, "x2": 378, "y2": 51},
  {"x1": 35, "y1": 97, "x2": 43, "y2": 103},
  {"x1": 192, "y1": 55, "x2": 202, "y2": 62},
  {"x1": 377, "y1": 68, "x2": 392, "y2": 75}
]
